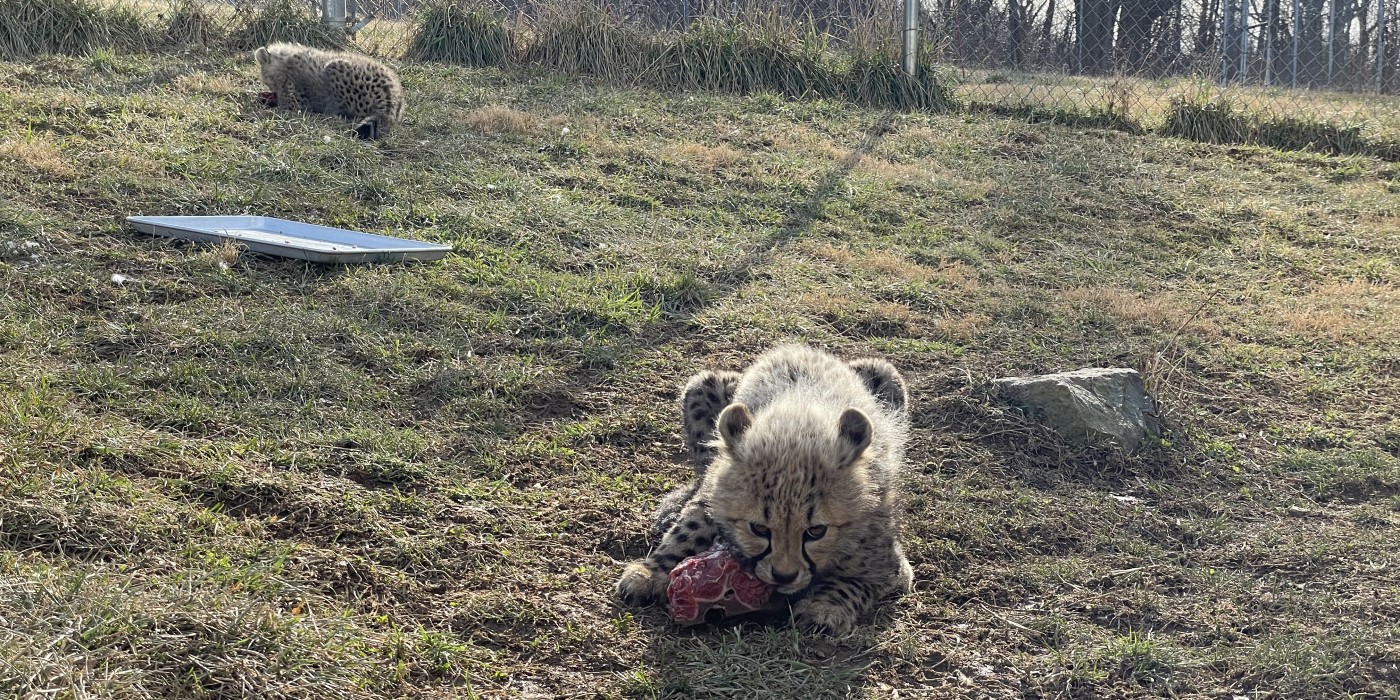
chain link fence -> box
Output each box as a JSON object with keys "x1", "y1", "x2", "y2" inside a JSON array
[{"x1": 17, "y1": 0, "x2": 1400, "y2": 144}]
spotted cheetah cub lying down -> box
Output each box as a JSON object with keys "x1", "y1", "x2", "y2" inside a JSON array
[
  {"x1": 616, "y1": 344, "x2": 914, "y2": 635},
  {"x1": 254, "y1": 42, "x2": 405, "y2": 139}
]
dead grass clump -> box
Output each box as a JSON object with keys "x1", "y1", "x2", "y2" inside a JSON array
[
  {"x1": 800, "y1": 290, "x2": 923, "y2": 337},
  {"x1": 172, "y1": 71, "x2": 240, "y2": 96},
  {"x1": 926, "y1": 260, "x2": 981, "y2": 290},
  {"x1": 1060, "y1": 286, "x2": 1211, "y2": 335},
  {"x1": 1275, "y1": 281, "x2": 1400, "y2": 343},
  {"x1": 808, "y1": 242, "x2": 856, "y2": 265},
  {"x1": 0, "y1": 137, "x2": 75, "y2": 178},
  {"x1": 932, "y1": 311, "x2": 990, "y2": 341},
  {"x1": 666, "y1": 141, "x2": 743, "y2": 170},
  {"x1": 462, "y1": 105, "x2": 539, "y2": 135},
  {"x1": 859, "y1": 249, "x2": 935, "y2": 283},
  {"x1": 406, "y1": 1, "x2": 513, "y2": 67}
]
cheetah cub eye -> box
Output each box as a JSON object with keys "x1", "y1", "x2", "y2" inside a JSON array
[
  {"x1": 749, "y1": 522, "x2": 770, "y2": 537},
  {"x1": 804, "y1": 525, "x2": 828, "y2": 540}
]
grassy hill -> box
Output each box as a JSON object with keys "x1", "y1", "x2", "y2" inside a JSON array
[{"x1": 1, "y1": 49, "x2": 1398, "y2": 698}]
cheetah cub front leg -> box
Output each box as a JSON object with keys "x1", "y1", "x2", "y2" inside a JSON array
[
  {"x1": 615, "y1": 502, "x2": 719, "y2": 606},
  {"x1": 616, "y1": 369, "x2": 735, "y2": 606}
]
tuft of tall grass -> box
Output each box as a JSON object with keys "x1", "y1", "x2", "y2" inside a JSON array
[
  {"x1": 840, "y1": 47, "x2": 953, "y2": 110},
  {"x1": 1252, "y1": 115, "x2": 1366, "y2": 155},
  {"x1": 1163, "y1": 95, "x2": 1375, "y2": 157},
  {"x1": 228, "y1": 0, "x2": 345, "y2": 50},
  {"x1": 161, "y1": 0, "x2": 222, "y2": 48},
  {"x1": 522, "y1": 1, "x2": 655, "y2": 79},
  {"x1": 1162, "y1": 96, "x2": 1250, "y2": 144},
  {"x1": 508, "y1": 3, "x2": 955, "y2": 111},
  {"x1": 659, "y1": 19, "x2": 831, "y2": 98},
  {"x1": 0, "y1": 0, "x2": 152, "y2": 59},
  {"x1": 406, "y1": 1, "x2": 513, "y2": 67}
]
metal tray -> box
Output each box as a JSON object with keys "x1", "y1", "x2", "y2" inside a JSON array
[{"x1": 125, "y1": 215, "x2": 452, "y2": 264}]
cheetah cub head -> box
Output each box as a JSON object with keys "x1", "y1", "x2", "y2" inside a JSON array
[
  {"x1": 253, "y1": 43, "x2": 294, "y2": 83},
  {"x1": 705, "y1": 399, "x2": 878, "y2": 594}
]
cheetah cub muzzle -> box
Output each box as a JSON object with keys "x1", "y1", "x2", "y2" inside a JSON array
[{"x1": 616, "y1": 344, "x2": 915, "y2": 636}]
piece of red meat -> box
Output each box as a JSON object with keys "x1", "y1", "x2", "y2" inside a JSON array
[
  {"x1": 666, "y1": 548, "x2": 774, "y2": 626},
  {"x1": 258, "y1": 91, "x2": 278, "y2": 107}
]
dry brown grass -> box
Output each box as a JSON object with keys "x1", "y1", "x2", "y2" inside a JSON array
[
  {"x1": 1060, "y1": 286, "x2": 1219, "y2": 336},
  {"x1": 0, "y1": 136, "x2": 75, "y2": 178},
  {"x1": 172, "y1": 71, "x2": 239, "y2": 96},
  {"x1": 460, "y1": 105, "x2": 540, "y2": 135},
  {"x1": 665, "y1": 141, "x2": 744, "y2": 171},
  {"x1": 1274, "y1": 280, "x2": 1400, "y2": 343}
]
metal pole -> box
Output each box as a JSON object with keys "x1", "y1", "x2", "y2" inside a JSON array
[
  {"x1": 1327, "y1": 0, "x2": 1335, "y2": 86},
  {"x1": 904, "y1": 0, "x2": 920, "y2": 76},
  {"x1": 322, "y1": 0, "x2": 347, "y2": 28},
  {"x1": 1265, "y1": 0, "x2": 1274, "y2": 84},
  {"x1": 1379, "y1": 0, "x2": 1387, "y2": 91},
  {"x1": 1292, "y1": 0, "x2": 1300, "y2": 86}
]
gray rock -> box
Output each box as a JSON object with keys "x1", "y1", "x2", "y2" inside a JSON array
[{"x1": 991, "y1": 368, "x2": 1161, "y2": 453}]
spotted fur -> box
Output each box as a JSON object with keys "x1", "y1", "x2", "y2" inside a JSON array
[
  {"x1": 616, "y1": 344, "x2": 913, "y2": 635},
  {"x1": 253, "y1": 42, "x2": 405, "y2": 139}
]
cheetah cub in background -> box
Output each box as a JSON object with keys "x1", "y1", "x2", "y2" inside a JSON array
[
  {"x1": 616, "y1": 344, "x2": 914, "y2": 636},
  {"x1": 254, "y1": 42, "x2": 405, "y2": 139}
]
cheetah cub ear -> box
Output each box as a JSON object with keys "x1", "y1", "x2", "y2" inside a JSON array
[
  {"x1": 836, "y1": 408, "x2": 873, "y2": 468},
  {"x1": 717, "y1": 403, "x2": 754, "y2": 454},
  {"x1": 254, "y1": 47, "x2": 270, "y2": 65}
]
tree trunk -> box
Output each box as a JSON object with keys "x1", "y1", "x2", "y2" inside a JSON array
[
  {"x1": 1009, "y1": 0, "x2": 1027, "y2": 65},
  {"x1": 1077, "y1": 0, "x2": 1121, "y2": 73},
  {"x1": 1116, "y1": 0, "x2": 1175, "y2": 71}
]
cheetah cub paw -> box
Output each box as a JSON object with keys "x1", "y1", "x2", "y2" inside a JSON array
[
  {"x1": 615, "y1": 562, "x2": 668, "y2": 608},
  {"x1": 793, "y1": 599, "x2": 857, "y2": 637}
]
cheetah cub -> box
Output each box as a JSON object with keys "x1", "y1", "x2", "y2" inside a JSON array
[
  {"x1": 616, "y1": 344, "x2": 914, "y2": 635},
  {"x1": 254, "y1": 42, "x2": 405, "y2": 139}
]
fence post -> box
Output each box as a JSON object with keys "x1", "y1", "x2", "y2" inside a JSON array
[
  {"x1": 322, "y1": 0, "x2": 347, "y2": 28},
  {"x1": 903, "y1": 0, "x2": 920, "y2": 76}
]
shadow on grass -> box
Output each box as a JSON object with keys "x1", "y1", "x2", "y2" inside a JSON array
[
  {"x1": 709, "y1": 110, "x2": 896, "y2": 292},
  {"x1": 633, "y1": 606, "x2": 904, "y2": 698}
]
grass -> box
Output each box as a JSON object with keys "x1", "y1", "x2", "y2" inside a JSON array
[
  {"x1": 2, "y1": 48, "x2": 1400, "y2": 698},
  {"x1": 953, "y1": 68, "x2": 1400, "y2": 142}
]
